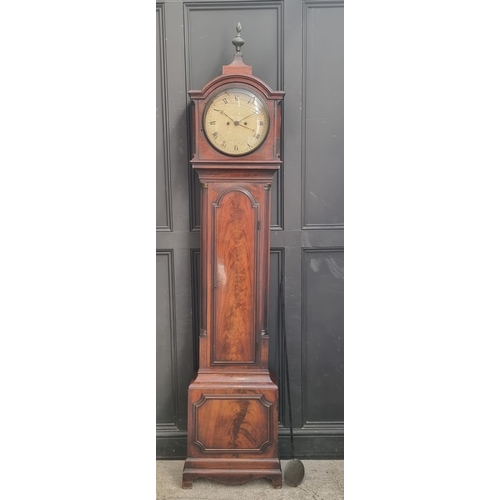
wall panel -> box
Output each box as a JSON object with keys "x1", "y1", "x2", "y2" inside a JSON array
[
  {"x1": 156, "y1": 251, "x2": 178, "y2": 427},
  {"x1": 302, "y1": 2, "x2": 344, "y2": 228},
  {"x1": 302, "y1": 248, "x2": 344, "y2": 424},
  {"x1": 156, "y1": 4, "x2": 172, "y2": 230}
]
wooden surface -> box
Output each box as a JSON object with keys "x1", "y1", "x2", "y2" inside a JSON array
[
  {"x1": 213, "y1": 189, "x2": 257, "y2": 364},
  {"x1": 183, "y1": 45, "x2": 283, "y2": 489},
  {"x1": 189, "y1": 72, "x2": 284, "y2": 164},
  {"x1": 183, "y1": 371, "x2": 281, "y2": 488}
]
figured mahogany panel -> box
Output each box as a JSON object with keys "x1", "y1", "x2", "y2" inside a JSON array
[
  {"x1": 212, "y1": 188, "x2": 259, "y2": 364},
  {"x1": 194, "y1": 394, "x2": 272, "y2": 452}
]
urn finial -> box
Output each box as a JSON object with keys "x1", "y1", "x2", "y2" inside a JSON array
[{"x1": 232, "y1": 22, "x2": 244, "y2": 53}]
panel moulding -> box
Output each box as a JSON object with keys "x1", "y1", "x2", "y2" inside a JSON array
[
  {"x1": 301, "y1": 1, "x2": 344, "y2": 230},
  {"x1": 156, "y1": 250, "x2": 179, "y2": 429},
  {"x1": 157, "y1": 3, "x2": 173, "y2": 231},
  {"x1": 300, "y1": 246, "x2": 344, "y2": 426}
]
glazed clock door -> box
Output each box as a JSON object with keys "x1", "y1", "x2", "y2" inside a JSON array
[{"x1": 203, "y1": 87, "x2": 270, "y2": 156}]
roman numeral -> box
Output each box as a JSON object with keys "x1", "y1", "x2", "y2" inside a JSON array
[
  {"x1": 234, "y1": 95, "x2": 239, "y2": 101},
  {"x1": 222, "y1": 98, "x2": 228, "y2": 104},
  {"x1": 221, "y1": 141, "x2": 227, "y2": 147},
  {"x1": 210, "y1": 121, "x2": 216, "y2": 125},
  {"x1": 259, "y1": 120, "x2": 264, "y2": 126},
  {"x1": 234, "y1": 145, "x2": 239, "y2": 152},
  {"x1": 254, "y1": 133, "x2": 261, "y2": 139},
  {"x1": 213, "y1": 132, "x2": 218, "y2": 138}
]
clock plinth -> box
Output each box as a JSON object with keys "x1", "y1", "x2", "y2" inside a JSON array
[
  {"x1": 183, "y1": 23, "x2": 284, "y2": 489},
  {"x1": 182, "y1": 371, "x2": 282, "y2": 489}
]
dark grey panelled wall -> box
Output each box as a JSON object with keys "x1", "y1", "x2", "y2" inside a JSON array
[{"x1": 156, "y1": 0, "x2": 344, "y2": 459}]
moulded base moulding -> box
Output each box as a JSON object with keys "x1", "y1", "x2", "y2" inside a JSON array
[{"x1": 182, "y1": 458, "x2": 282, "y2": 489}]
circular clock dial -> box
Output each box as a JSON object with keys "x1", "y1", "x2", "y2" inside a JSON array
[{"x1": 203, "y1": 87, "x2": 270, "y2": 156}]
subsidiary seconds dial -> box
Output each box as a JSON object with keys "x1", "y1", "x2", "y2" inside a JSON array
[{"x1": 203, "y1": 87, "x2": 270, "y2": 156}]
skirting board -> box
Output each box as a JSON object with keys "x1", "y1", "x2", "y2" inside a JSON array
[{"x1": 157, "y1": 425, "x2": 344, "y2": 460}]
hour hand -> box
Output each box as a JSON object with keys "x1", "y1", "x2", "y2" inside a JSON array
[{"x1": 236, "y1": 123, "x2": 255, "y2": 132}]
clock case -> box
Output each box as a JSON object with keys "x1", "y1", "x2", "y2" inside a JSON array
[{"x1": 183, "y1": 53, "x2": 284, "y2": 488}]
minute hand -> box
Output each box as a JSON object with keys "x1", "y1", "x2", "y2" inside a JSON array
[{"x1": 238, "y1": 111, "x2": 258, "y2": 122}]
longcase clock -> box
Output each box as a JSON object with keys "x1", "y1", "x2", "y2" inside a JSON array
[{"x1": 182, "y1": 24, "x2": 284, "y2": 489}]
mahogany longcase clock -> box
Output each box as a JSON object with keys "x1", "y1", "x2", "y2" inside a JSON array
[{"x1": 182, "y1": 24, "x2": 284, "y2": 489}]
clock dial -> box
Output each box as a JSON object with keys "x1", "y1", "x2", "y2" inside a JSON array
[{"x1": 203, "y1": 88, "x2": 270, "y2": 156}]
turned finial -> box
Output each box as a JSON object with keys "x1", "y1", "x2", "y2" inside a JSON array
[
  {"x1": 232, "y1": 22, "x2": 244, "y2": 53},
  {"x1": 222, "y1": 22, "x2": 252, "y2": 75}
]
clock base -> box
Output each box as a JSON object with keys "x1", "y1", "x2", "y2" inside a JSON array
[
  {"x1": 182, "y1": 458, "x2": 282, "y2": 489},
  {"x1": 183, "y1": 371, "x2": 281, "y2": 489}
]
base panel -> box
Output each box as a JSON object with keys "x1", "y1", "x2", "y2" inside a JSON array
[{"x1": 182, "y1": 459, "x2": 282, "y2": 489}]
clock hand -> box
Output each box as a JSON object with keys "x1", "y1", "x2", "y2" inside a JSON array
[
  {"x1": 215, "y1": 109, "x2": 236, "y2": 122},
  {"x1": 215, "y1": 109, "x2": 254, "y2": 131},
  {"x1": 238, "y1": 111, "x2": 258, "y2": 122},
  {"x1": 235, "y1": 123, "x2": 255, "y2": 132}
]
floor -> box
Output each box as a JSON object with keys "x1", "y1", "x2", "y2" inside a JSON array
[{"x1": 156, "y1": 460, "x2": 344, "y2": 500}]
